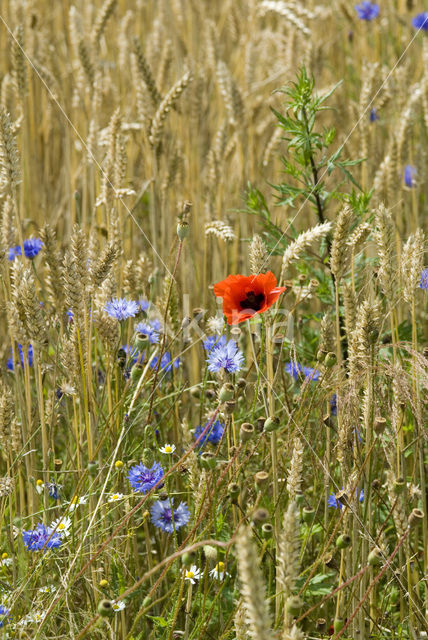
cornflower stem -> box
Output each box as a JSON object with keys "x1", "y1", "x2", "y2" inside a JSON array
[
  {"x1": 146, "y1": 239, "x2": 184, "y2": 426},
  {"x1": 34, "y1": 352, "x2": 49, "y2": 519}
]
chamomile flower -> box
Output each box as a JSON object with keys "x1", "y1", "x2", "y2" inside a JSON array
[
  {"x1": 209, "y1": 561, "x2": 230, "y2": 580},
  {"x1": 159, "y1": 444, "x2": 176, "y2": 455},
  {"x1": 19, "y1": 611, "x2": 47, "y2": 625},
  {"x1": 112, "y1": 600, "x2": 126, "y2": 612},
  {"x1": 50, "y1": 516, "x2": 72, "y2": 538},
  {"x1": 38, "y1": 585, "x2": 57, "y2": 594},
  {"x1": 108, "y1": 493, "x2": 124, "y2": 502},
  {"x1": 67, "y1": 495, "x2": 88, "y2": 512},
  {"x1": 184, "y1": 565, "x2": 202, "y2": 584},
  {"x1": 0, "y1": 554, "x2": 12, "y2": 567}
]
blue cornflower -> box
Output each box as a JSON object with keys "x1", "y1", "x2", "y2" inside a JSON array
[
  {"x1": 105, "y1": 298, "x2": 139, "y2": 321},
  {"x1": 139, "y1": 299, "x2": 150, "y2": 312},
  {"x1": 328, "y1": 489, "x2": 364, "y2": 509},
  {"x1": 66, "y1": 309, "x2": 74, "y2": 321},
  {"x1": 412, "y1": 12, "x2": 428, "y2": 30},
  {"x1": 369, "y1": 107, "x2": 379, "y2": 122},
  {"x1": 7, "y1": 344, "x2": 34, "y2": 371},
  {"x1": 355, "y1": 1, "x2": 379, "y2": 20},
  {"x1": 8, "y1": 237, "x2": 43, "y2": 261},
  {"x1": 128, "y1": 462, "x2": 164, "y2": 494},
  {"x1": 420, "y1": 268, "x2": 428, "y2": 290},
  {"x1": 203, "y1": 335, "x2": 227, "y2": 352},
  {"x1": 135, "y1": 322, "x2": 160, "y2": 344},
  {"x1": 404, "y1": 165, "x2": 417, "y2": 188},
  {"x1": 150, "y1": 498, "x2": 190, "y2": 533},
  {"x1": 22, "y1": 523, "x2": 62, "y2": 551},
  {"x1": 0, "y1": 605, "x2": 10, "y2": 628},
  {"x1": 206, "y1": 339, "x2": 244, "y2": 373},
  {"x1": 285, "y1": 361, "x2": 319, "y2": 382},
  {"x1": 194, "y1": 420, "x2": 225, "y2": 448},
  {"x1": 150, "y1": 351, "x2": 180, "y2": 374}
]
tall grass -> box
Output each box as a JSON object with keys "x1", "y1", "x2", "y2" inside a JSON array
[{"x1": 0, "y1": 1, "x2": 426, "y2": 638}]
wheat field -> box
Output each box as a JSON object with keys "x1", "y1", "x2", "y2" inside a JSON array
[{"x1": 0, "y1": 0, "x2": 426, "y2": 638}]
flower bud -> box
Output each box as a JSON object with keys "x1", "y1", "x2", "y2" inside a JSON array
[
  {"x1": 98, "y1": 599, "x2": 114, "y2": 617},
  {"x1": 239, "y1": 422, "x2": 254, "y2": 443},
  {"x1": 263, "y1": 416, "x2": 280, "y2": 433},
  {"x1": 142, "y1": 448, "x2": 154, "y2": 467},
  {"x1": 115, "y1": 460, "x2": 123, "y2": 469},
  {"x1": 203, "y1": 545, "x2": 217, "y2": 562},
  {"x1": 99, "y1": 579, "x2": 109, "y2": 588},
  {"x1": 142, "y1": 596, "x2": 152, "y2": 608},
  {"x1": 324, "y1": 352, "x2": 337, "y2": 367},
  {"x1": 336, "y1": 534, "x2": 351, "y2": 549},
  {"x1": 317, "y1": 349, "x2": 326, "y2": 363},
  {"x1": 219, "y1": 383, "x2": 234, "y2": 403}
]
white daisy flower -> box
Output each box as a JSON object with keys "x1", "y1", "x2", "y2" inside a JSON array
[
  {"x1": 112, "y1": 600, "x2": 126, "y2": 612},
  {"x1": 184, "y1": 565, "x2": 202, "y2": 584},
  {"x1": 209, "y1": 562, "x2": 230, "y2": 581},
  {"x1": 108, "y1": 493, "x2": 124, "y2": 502},
  {"x1": 67, "y1": 495, "x2": 88, "y2": 512},
  {"x1": 0, "y1": 557, "x2": 12, "y2": 567},
  {"x1": 50, "y1": 516, "x2": 72, "y2": 538},
  {"x1": 159, "y1": 444, "x2": 176, "y2": 455},
  {"x1": 19, "y1": 611, "x2": 47, "y2": 625},
  {"x1": 38, "y1": 585, "x2": 57, "y2": 594}
]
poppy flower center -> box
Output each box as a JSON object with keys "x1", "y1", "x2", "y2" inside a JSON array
[{"x1": 239, "y1": 291, "x2": 265, "y2": 312}]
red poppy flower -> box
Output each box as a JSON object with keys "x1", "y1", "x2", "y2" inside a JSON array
[{"x1": 213, "y1": 272, "x2": 286, "y2": 325}]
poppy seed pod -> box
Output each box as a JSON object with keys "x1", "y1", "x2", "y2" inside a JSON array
[
  {"x1": 88, "y1": 460, "x2": 98, "y2": 475},
  {"x1": 317, "y1": 349, "x2": 326, "y2": 363},
  {"x1": 254, "y1": 470, "x2": 269, "y2": 490},
  {"x1": 408, "y1": 508, "x2": 424, "y2": 528},
  {"x1": 219, "y1": 383, "x2": 234, "y2": 403},
  {"x1": 228, "y1": 482, "x2": 240, "y2": 503},
  {"x1": 130, "y1": 362, "x2": 144, "y2": 381},
  {"x1": 239, "y1": 422, "x2": 255, "y2": 443},
  {"x1": 368, "y1": 547, "x2": 383, "y2": 566},
  {"x1": 251, "y1": 508, "x2": 269, "y2": 524},
  {"x1": 135, "y1": 332, "x2": 149, "y2": 350},
  {"x1": 295, "y1": 490, "x2": 305, "y2": 505},
  {"x1": 316, "y1": 618, "x2": 326, "y2": 631},
  {"x1": 333, "y1": 618, "x2": 345, "y2": 633},
  {"x1": 256, "y1": 416, "x2": 266, "y2": 432},
  {"x1": 200, "y1": 451, "x2": 216, "y2": 470},
  {"x1": 98, "y1": 599, "x2": 114, "y2": 618},
  {"x1": 177, "y1": 221, "x2": 190, "y2": 239},
  {"x1": 302, "y1": 506, "x2": 315, "y2": 523},
  {"x1": 223, "y1": 400, "x2": 236, "y2": 415},
  {"x1": 374, "y1": 416, "x2": 387, "y2": 434},
  {"x1": 263, "y1": 416, "x2": 280, "y2": 433},
  {"x1": 285, "y1": 596, "x2": 304, "y2": 616},
  {"x1": 393, "y1": 477, "x2": 405, "y2": 494},
  {"x1": 261, "y1": 523, "x2": 273, "y2": 539},
  {"x1": 236, "y1": 377, "x2": 246, "y2": 390}
]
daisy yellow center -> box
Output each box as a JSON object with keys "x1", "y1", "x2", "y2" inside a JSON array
[
  {"x1": 112, "y1": 494, "x2": 119, "y2": 499},
  {"x1": 216, "y1": 562, "x2": 225, "y2": 572},
  {"x1": 58, "y1": 523, "x2": 65, "y2": 530},
  {"x1": 164, "y1": 446, "x2": 173, "y2": 453},
  {"x1": 186, "y1": 570, "x2": 194, "y2": 579}
]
